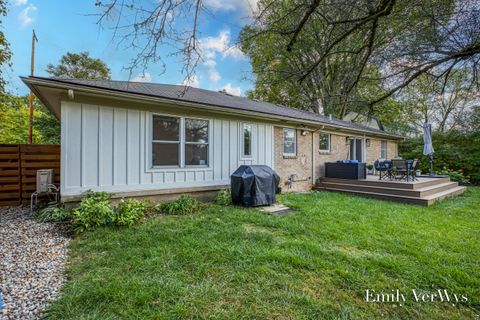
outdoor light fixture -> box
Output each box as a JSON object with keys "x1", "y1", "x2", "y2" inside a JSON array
[
  {"x1": 366, "y1": 139, "x2": 371, "y2": 147},
  {"x1": 301, "y1": 130, "x2": 308, "y2": 136}
]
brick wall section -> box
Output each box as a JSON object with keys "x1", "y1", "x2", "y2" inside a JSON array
[
  {"x1": 315, "y1": 134, "x2": 349, "y2": 179},
  {"x1": 388, "y1": 140, "x2": 398, "y2": 158},
  {"x1": 365, "y1": 139, "x2": 399, "y2": 165},
  {"x1": 365, "y1": 139, "x2": 382, "y2": 165},
  {"x1": 274, "y1": 127, "x2": 399, "y2": 190},
  {"x1": 274, "y1": 127, "x2": 313, "y2": 192}
]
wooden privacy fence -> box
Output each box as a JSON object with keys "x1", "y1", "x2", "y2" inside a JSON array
[{"x1": 0, "y1": 144, "x2": 60, "y2": 206}]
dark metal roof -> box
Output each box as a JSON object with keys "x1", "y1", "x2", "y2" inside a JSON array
[{"x1": 24, "y1": 76, "x2": 403, "y2": 139}]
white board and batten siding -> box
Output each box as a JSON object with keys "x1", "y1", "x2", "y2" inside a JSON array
[{"x1": 60, "y1": 101, "x2": 274, "y2": 196}]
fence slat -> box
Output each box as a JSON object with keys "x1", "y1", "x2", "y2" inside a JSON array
[
  {"x1": 0, "y1": 162, "x2": 20, "y2": 168},
  {"x1": 0, "y1": 154, "x2": 20, "y2": 159},
  {"x1": 0, "y1": 170, "x2": 20, "y2": 176},
  {"x1": 0, "y1": 177, "x2": 21, "y2": 183},
  {"x1": 21, "y1": 162, "x2": 61, "y2": 168},
  {"x1": 0, "y1": 146, "x2": 20, "y2": 153},
  {"x1": 21, "y1": 154, "x2": 60, "y2": 160}
]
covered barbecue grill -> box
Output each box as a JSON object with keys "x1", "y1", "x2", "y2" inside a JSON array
[{"x1": 230, "y1": 165, "x2": 280, "y2": 207}]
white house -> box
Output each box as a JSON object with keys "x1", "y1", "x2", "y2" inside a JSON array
[{"x1": 22, "y1": 76, "x2": 403, "y2": 203}]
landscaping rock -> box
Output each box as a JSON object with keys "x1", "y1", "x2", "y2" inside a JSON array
[{"x1": 0, "y1": 206, "x2": 70, "y2": 320}]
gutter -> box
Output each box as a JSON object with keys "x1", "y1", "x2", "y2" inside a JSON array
[{"x1": 20, "y1": 76, "x2": 404, "y2": 140}]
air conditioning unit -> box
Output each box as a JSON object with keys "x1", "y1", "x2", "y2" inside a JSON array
[{"x1": 36, "y1": 169, "x2": 53, "y2": 193}]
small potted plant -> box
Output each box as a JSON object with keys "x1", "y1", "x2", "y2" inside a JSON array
[{"x1": 366, "y1": 164, "x2": 374, "y2": 175}]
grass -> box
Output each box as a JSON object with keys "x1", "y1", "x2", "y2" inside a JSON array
[{"x1": 47, "y1": 188, "x2": 480, "y2": 319}]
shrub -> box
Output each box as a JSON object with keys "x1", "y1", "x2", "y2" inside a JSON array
[
  {"x1": 37, "y1": 204, "x2": 71, "y2": 223},
  {"x1": 435, "y1": 167, "x2": 470, "y2": 184},
  {"x1": 215, "y1": 189, "x2": 232, "y2": 206},
  {"x1": 470, "y1": 173, "x2": 480, "y2": 186},
  {"x1": 114, "y1": 198, "x2": 147, "y2": 226},
  {"x1": 72, "y1": 190, "x2": 114, "y2": 233},
  {"x1": 158, "y1": 194, "x2": 203, "y2": 215},
  {"x1": 399, "y1": 131, "x2": 480, "y2": 185}
]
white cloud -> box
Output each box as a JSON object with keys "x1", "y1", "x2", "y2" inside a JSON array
[
  {"x1": 203, "y1": 59, "x2": 216, "y2": 69},
  {"x1": 203, "y1": 0, "x2": 236, "y2": 11},
  {"x1": 208, "y1": 69, "x2": 221, "y2": 82},
  {"x1": 199, "y1": 30, "x2": 246, "y2": 61},
  {"x1": 203, "y1": 0, "x2": 258, "y2": 16},
  {"x1": 131, "y1": 72, "x2": 152, "y2": 82},
  {"x1": 19, "y1": 4, "x2": 36, "y2": 27},
  {"x1": 221, "y1": 83, "x2": 241, "y2": 96},
  {"x1": 199, "y1": 30, "x2": 245, "y2": 85},
  {"x1": 182, "y1": 74, "x2": 200, "y2": 88},
  {"x1": 14, "y1": 0, "x2": 28, "y2": 5},
  {"x1": 223, "y1": 46, "x2": 245, "y2": 60},
  {"x1": 246, "y1": 0, "x2": 259, "y2": 14}
]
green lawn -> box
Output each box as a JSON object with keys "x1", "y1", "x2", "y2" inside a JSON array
[{"x1": 47, "y1": 188, "x2": 480, "y2": 319}]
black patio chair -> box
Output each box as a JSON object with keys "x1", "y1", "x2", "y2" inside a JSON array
[
  {"x1": 392, "y1": 159, "x2": 407, "y2": 181},
  {"x1": 374, "y1": 160, "x2": 393, "y2": 180},
  {"x1": 409, "y1": 159, "x2": 419, "y2": 181}
]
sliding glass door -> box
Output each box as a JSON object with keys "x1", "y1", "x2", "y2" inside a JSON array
[{"x1": 349, "y1": 138, "x2": 364, "y2": 162}]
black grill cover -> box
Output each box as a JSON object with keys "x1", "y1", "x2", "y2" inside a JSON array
[{"x1": 230, "y1": 165, "x2": 280, "y2": 207}]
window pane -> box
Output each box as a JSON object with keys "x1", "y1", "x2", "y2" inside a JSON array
[
  {"x1": 185, "y1": 119, "x2": 209, "y2": 143},
  {"x1": 381, "y1": 141, "x2": 387, "y2": 158},
  {"x1": 349, "y1": 139, "x2": 355, "y2": 160},
  {"x1": 243, "y1": 124, "x2": 252, "y2": 156},
  {"x1": 355, "y1": 139, "x2": 362, "y2": 161},
  {"x1": 152, "y1": 143, "x2": 179, "y2": 166},
  {"x1": 284, "y1": 142, "x2": 295, "y2": 154},
  {"x1": 283, "y1": 128, "x2": 296, "y2": 154},
  {"x1": 185, "y1": 144, "x2": 208, "y2": 166},
  {"x1": 153, "y1": 115, "x2": 179, "y2": 141},
  {"x1": 319, "y1": 133, "x2": 330, "y2": 151}
]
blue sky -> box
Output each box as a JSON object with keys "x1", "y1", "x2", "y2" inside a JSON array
[{"x1": 4, "y1": 0, "x2": 256, "y2": 96}]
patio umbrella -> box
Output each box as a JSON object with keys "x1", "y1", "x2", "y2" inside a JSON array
[{"x1": 422, "y1": 122, "x2": 435, "y2": 176}]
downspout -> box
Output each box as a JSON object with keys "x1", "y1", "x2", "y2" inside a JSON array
[
  {"x1": 312, "y1": 129, "x2": 315, "y2": 185},
  {"x1": 311, "y1": 126, "x2": 323, "y2": 186}
]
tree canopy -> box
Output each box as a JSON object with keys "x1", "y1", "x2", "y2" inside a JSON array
[
  {"x1": 0, "y1": 94, "x2": 60, "y2": 144},
  {"x1": 240, "y1": 0, "x2": 479, "y2": 116},
  {"x1": 95, "y1": 0, "x2": 479, "y2": 116},
  {"x1": 46, "y1": 51, "x2": 111, "y2": 80}
]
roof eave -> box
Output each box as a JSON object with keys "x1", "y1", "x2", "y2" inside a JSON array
[{"x1": 20, "y1": 76, "x2": 403, "y2": 140}]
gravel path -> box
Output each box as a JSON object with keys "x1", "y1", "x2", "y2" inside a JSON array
[{"x1": 0, "y1": 206, "x2": 70, "y2": 320}]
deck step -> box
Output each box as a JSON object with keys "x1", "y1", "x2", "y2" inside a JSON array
[
  {"x1": 319, "y1": 181, "x2": 459, "y2": 198},
  {"x1": 319, "y1": 176, "x2": 451, "y2": 190},
  {"x1": 315, "y1": 184, "x2": 466, "y2": 206},
  {"x1": 421, "y1": 186, "x2": 466, "y2": 205}
]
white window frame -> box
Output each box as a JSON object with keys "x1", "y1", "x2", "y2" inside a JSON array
[
  {"x1": 241, "y1": 123, "x2": 253, "y2": 158},
  {"x1": 319, "y1": 132, "x2": 331, "y2": 152},
  {"x1": 151, "y1": 113, "x2": 210, "y2": 169},
  {"x1": 380, "y1": 140, "x2": 388, "y2": 159},
  {"x1": 184, "y1": 117, "x2": 210, "y2": 167},
  {"x1": 282, "y1": 128, "x2": 297, "y2": 156},
  {"x1": 151, "y1": 114, "x2": 182, "y2": 168}
]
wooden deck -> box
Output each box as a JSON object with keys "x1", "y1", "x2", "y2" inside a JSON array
[{"x1": 316, "y1": 175, "x2": 466, "y2": 206}]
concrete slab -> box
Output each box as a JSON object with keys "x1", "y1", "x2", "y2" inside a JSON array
[{"x1": 260, "y1": 203, "x2": 293, "y2": 215}]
